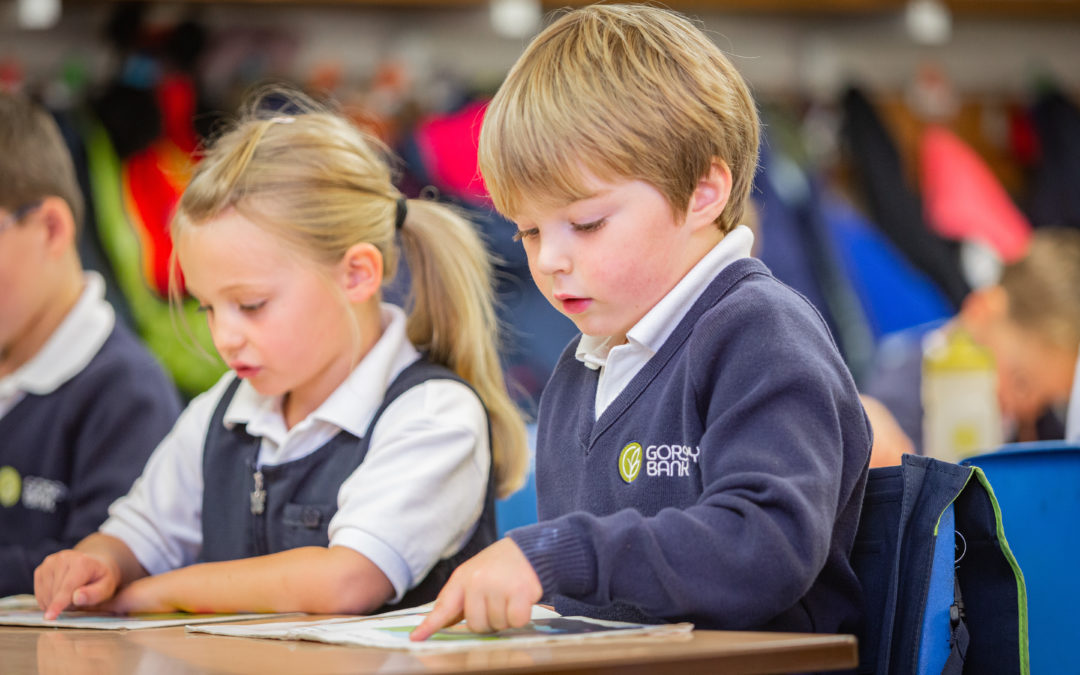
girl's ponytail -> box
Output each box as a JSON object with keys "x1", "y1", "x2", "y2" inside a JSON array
[{"x1": 398, "y1": 199, "x2": 529, "y2": 498}]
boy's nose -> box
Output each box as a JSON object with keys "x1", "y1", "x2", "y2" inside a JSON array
[{"x1": 532, "y1": 234, "x2": 571, "y2": 276}]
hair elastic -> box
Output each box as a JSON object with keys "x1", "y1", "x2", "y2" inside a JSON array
[{"x1": 395, "y1": 197, "x2": 408, "y2": 230}]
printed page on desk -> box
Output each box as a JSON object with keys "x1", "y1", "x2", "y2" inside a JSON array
[
  {"x1": 184, "y1": 601, "x2": 456, "y2": 641},
  {"x1": 0, "y1": 594, "x2": 291, "y2": 630},
  {"x1": 189, "y1": 606, "x2": 694, "y2": 652}
]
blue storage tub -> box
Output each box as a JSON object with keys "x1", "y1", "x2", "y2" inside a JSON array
[{"x1": 962, "y1": 441, "x2": 1080, "y2": 675}]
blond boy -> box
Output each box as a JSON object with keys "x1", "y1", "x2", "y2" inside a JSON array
[{"x1": 413, "y1": 5, "x2": 871, "y2": 638}]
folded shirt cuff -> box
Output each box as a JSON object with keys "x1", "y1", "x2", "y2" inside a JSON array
[{"x1": 331, "y1": 529, "x2": 413, "y2": 605}]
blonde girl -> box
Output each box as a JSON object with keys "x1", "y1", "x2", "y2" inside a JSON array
[{"x1": 34, "y1": 88, "x2": 528, "y2": 616}]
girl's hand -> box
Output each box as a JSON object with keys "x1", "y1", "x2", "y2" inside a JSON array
[
  {"x1": 410, "y1": 538, "x2": 542, "y2": 641},
  {"x1": 102, "y1": 577, "x2": 176, "y2": 615},
  {"x1": 34, "y1": 550, "x2": 121, "y2": 620}
]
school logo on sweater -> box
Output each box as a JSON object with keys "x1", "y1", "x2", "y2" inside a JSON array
[
  {"x1": 619, "y1": 443, "x2": 643, "y2": 483},
  {"x1": 0, "y1": 466, "x2": 19, "y2": 507},
  {"x1": 0, "y1": 466, "x2": 67, "y2": 512},
  {"x1": 619, "y1": 443, "x2": 701, "y2": 482}
]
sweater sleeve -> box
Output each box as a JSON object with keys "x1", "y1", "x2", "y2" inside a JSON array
[{"x1": 509, "y1": 290, "x2": 871, "y2": 628}]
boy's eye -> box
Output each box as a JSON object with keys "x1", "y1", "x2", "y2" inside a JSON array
[
  {"x1": 512, "y1": 228, "x2": 539, "y2": 242},
  {"x1": 239, "y1": 300, "x2": 267, "y2": 313},
  {"x1": 571, "y1": 219, "x2": 605, "y2": 233}
]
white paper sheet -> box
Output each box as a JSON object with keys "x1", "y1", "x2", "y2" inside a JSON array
[
  {"x1": 188, "y1": 608, "x2": 693, "y2": 652},
  {"x1": 0, "y1": 595, "x2": 293, "y2": 630}
]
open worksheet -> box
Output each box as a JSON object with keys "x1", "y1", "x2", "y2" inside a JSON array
[
  {"x1": 188, "y1": 606, "x2": 693, "y2": 652},
  {"x1": 0, "y1": 594, "x2": 291, "y2": 630}
]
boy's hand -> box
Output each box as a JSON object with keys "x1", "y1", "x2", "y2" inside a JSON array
[
  {"x1": 34, "y1": 550, "x2": 121, "y2": 620},
  {"x1": 410, "y1": 538, "x2": 542, "y2": 641}
]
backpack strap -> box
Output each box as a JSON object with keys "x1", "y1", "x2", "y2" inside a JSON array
[{"x1": 943, "y1": 574, "x2": 970, "y2": 674}]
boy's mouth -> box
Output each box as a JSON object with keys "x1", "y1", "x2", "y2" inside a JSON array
[{"x1": 558, "y1": 297, "x2": 592, "y2": 314}]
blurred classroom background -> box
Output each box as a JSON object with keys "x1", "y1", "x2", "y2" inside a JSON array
[{"x1": 3, "y1": 0, "x2": 1080, "y2": 414}]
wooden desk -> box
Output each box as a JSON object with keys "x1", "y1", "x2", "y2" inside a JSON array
[{"x1": 1, "y1": 620, "x2": 856, "y2": 675}]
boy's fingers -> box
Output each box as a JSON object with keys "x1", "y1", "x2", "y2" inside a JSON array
[
  {"x1": 506, "y1": 594, "x2": 533, "y2": 629},
  {"x1": 410, "y1": 590, "x2": 465, "y2": 641},
  {"x1": 485, "y1": 594, "x2": 509, "y2": 633},
  {"x1": 463, "y1": 586, "x2": 491, "y2": 634}
]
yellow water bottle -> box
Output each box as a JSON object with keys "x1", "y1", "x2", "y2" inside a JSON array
[{"x1": 921, "y1": 325, "x2": 1002, "y2": 463}]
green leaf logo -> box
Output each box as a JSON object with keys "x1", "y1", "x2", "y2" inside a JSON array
[
  {"x1": 619, "y1": 443, "x2": 643, "y2": 483},
  {"x1": 0, "y1": 466, "x2": 21, "y2": 508}
]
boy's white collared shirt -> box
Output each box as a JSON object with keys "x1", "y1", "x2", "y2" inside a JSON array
[
  {"x1": 102, "y1": 303, "x2": 490, "y2": 604},
  {"x1": 577, "y1": 225, "x2": 754, "y2": 419},
  {"x1": 0, "y1": 272, "x2": 115, "y2": 420}
]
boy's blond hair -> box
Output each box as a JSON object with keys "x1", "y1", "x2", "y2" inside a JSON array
[
  {"x1": 0, "y1": 92, "x2": 84, "y2": 230},
  {"x1": 1001, "y1": 228, "x2": 1080, "y2": 351},
  {"x1": 171, "y1": 87, "x2": 528, "y2": 497},
  {"x1": 479, "y1": 3, "x2": 759, "y2": 233}
]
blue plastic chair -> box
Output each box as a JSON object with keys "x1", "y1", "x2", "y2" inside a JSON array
[{"x1": 962, "y1": 441, "x2": 1080, "y2": 674}]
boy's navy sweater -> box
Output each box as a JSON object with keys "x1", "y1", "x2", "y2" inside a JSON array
[
  {"x1": 0, "y1": 322, "x2": 181, "y2": 595},
  {"x1": 508, "y1": 257, "x2": 872, "y2": 633}
]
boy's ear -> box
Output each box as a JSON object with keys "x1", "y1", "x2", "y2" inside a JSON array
[
  {"x1": 38, "y1": 196, "x2": 77, "y2": 256},
  {"x1": 338, "y1": 242, "x2": 383, "y2": 304},
  {"x1": 685, "y1": 160, "x2": 732, "y2": 232},
  {"x1": 960, "y1": 285, "x2": 1008, "y2": 336}
]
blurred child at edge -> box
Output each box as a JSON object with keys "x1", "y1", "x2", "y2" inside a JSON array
[
  {"x1": 0, "y1": 92, "x2": 181, "y2": 596},
  {"x1": 863, "y1": 227, "x2": 1080, "y2": 466}
]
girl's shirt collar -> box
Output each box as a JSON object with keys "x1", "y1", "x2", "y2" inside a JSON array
[{"x1": 223, "y1": 303, "x2": 420, "y2": 454}]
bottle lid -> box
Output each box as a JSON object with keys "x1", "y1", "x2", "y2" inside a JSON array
[{"x1": 923, "y1": 325, "x2": 996, "y2": 372}]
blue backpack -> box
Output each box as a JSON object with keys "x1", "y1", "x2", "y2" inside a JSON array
[{"x1": 852, "y1": 455, "x2": 1029, "y2": 674}]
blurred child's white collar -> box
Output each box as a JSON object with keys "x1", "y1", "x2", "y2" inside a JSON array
[{"x1": 0, "y1": 272, "x2": 114, "y2": 409}]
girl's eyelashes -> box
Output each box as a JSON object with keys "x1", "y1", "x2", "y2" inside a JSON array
[
  {"x1": 512, "y1": 228, "x2": 539, "y2": 242},
  {"x1": 194, "y1": 301, "x2": 265, "y2": 313}
]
